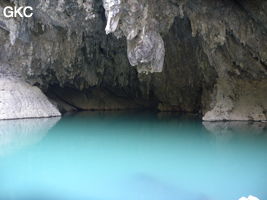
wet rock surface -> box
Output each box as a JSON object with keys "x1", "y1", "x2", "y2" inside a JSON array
[{"x1": 0, "y1": 0, "x2": 266, "y2": 121}]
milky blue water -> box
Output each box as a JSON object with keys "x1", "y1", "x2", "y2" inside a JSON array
[{"x1": 0, "y1": 112, "x2": 267, "y2": 200}]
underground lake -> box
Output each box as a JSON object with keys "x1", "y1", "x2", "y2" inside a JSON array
[{"x1": 0, "y1": 112, "x2": 266, "y2": 200}]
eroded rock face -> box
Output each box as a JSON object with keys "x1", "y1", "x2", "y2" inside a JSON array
[
  {"x1": 0, "y1": 78, "x2": 61, "y2": 120},
  {"x1": 101, "y1": 0, "x2": 267, "y2": 120},
  {"x1": 203, "y1": 79, "x2": 267, "y2": 121},
  {"x1": 0, "y1": 0, "x2": 266, "y2": 121},
  {"x1": 182, "y1": 0, "x2": 267, "y2": 121}
]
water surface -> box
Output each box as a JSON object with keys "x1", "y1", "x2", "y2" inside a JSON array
[{"x1": 0, "y1": 112, "x2": 267, "y2": 200}]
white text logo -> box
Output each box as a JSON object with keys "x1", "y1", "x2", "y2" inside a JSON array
[{"x1": 3, "y1": 6, "x2": 33, "y2": 18}]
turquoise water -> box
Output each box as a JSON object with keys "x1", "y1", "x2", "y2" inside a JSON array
[{"x1": 0, "y1": 112, "x2": 267, "y2": 200}]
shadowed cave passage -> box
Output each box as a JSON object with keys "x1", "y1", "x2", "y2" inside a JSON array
[
  {"x1": 44, "y1": 16, "x2": 205, "y2": 114},
  {"x1": 46, "y1": 85, "x2": 157, "y2": 112}
]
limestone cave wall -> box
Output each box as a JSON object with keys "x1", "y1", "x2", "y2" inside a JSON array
[{"x1": 0, "y1": 0, "x2": 266, "y2": 121}]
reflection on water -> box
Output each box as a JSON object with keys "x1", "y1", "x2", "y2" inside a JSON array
[
  {"x1": 0, "y1": 112, "x2": 266, "y2": 200},
  {"x1": 0, "y1": 117, "x2": 60, "y2": 156},
  {"x1": 203, "y1": 121, "x2": 267, "y2": 136},
  {"x1": 203, "y1": 121, "x2": 267, "y2": 145}
]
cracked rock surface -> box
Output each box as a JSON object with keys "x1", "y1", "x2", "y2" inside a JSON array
[{"x1": 0, "y1": 0, "x2": 266, "y2": 121}]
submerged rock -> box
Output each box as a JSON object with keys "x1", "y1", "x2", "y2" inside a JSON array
[{"x1": 0, "y1": 78, "x2": 61, "y2": 120}]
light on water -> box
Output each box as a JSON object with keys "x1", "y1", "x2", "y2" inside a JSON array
[{"x1": 0, "y1": 112, "x2": 267, "y2": 200}]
